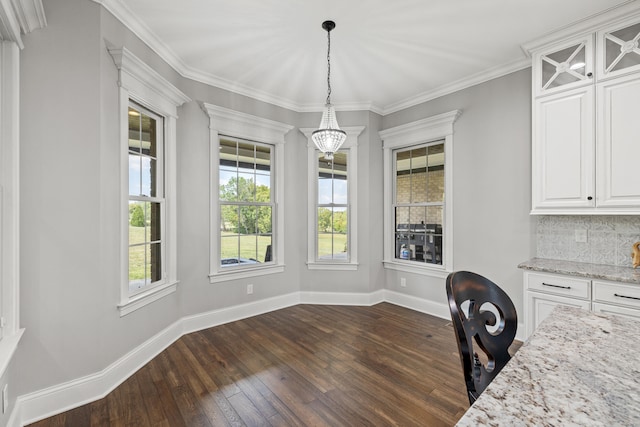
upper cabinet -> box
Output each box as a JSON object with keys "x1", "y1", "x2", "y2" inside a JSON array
[
  {"x1": 598, "y1": 20, "x2": 640, "y2": 79},
  {"x1": 527, "y1": 7, "x2": 640, "y2": 215},
  {"x1": 534, "y1": 36, "x2": 594, "y2": 97}
]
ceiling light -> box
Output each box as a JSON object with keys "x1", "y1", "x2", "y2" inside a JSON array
[
  {"x1": 569, "y1": 61, "x2": 586, "y2": 70},
  {"x1": 311, "y1": 20, "x2": 346, "y2": 161}
]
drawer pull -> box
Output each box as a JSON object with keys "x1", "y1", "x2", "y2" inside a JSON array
[
  {"x1": 614, "y1": 293, "x2": 640, "y2": 301},
  {"x1": 542, "y1": 282, "x2": 571, "y2": 290}
]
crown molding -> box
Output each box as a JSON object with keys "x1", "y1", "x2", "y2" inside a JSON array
[
  {"x1": 521, "y1": 0, "x2": 640, "y2": 55},
  {"x1": 0, "y1": 0, "x2": 47, "y2": 48},
  {"x1": 200, "y1": 103, "x2": 294, "y2": 144},
  {"x1": 380, "y1": 109, "x2": 462, "y2": 149},
  {"x1": 10, "y1": 0, "x2": 46, "y2": 33},
  {"x1": 382, "y1": 57, "x2": 530, "y2": 116},
  {"x1": 107, "y1": 44, "x2": 190, "y2": 117}
]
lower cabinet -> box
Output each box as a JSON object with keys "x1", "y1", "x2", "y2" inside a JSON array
[{"x1": 524, "y1": 270, "x2": 640, "y2": 339}]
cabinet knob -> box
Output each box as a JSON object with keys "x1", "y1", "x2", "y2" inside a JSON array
[
  {"x1": 587, "y1": 196, "x2": 593, "y2": 200},
  {"x1": 587, "y1": 72, "x2": 593, "y2": 77}
]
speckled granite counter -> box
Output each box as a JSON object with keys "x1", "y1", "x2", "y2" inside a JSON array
[
  {"x1": 518, "y1": 257, "x2": 640, "y2": 284},
  {"x1": 456, "y1": 306, "x2": 640, "y2": 426}
]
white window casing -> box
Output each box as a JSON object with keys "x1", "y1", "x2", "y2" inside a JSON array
[
  {"x1": 379, "y1": 110, "x2": 461, "y2": 277},
  {"x1": 301, "y1": 126, "x2": 364, "y2": 270},
  {"x1": 0, "y1": 40, "x2": 25, "y2": 377},
  {"x1": 201, "y1": 103, "x2": 293, "y2": 283},
  {"x1": 108, "y1": 45, "x2": 191, "y2": 316}
]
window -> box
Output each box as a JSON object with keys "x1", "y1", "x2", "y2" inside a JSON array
[
  {"x1": 317, "y1": 151, "x2": 348, "y2": 261},
  {"x1": 109, "y1": 45, "x2": 190, "y2": 315},
  {"x1": 202, "y1": 103, "x2": 293, "y2": 283},
  {"x1": 380, "y1": 110, "x2": 460, "y2": 276},
  {"x1": 393, "y1": 142, "x2": 445, "y2": 265},
  {"x1": 303, "y1": 126, "x2": 363, "y2": 270},
  {"x1": 128, "y1": 103, "x2": 164, "y2": 294},
  {"x1": 219, "y1": 137, "x2": 274, "y2": 268}
]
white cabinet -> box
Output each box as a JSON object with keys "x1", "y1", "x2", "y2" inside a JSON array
[
  {"x1": 524, "y1": 272, "x2": 591, "y2": 338},
  {"x1": 596, "y1": 73, "x2": 640, "y2": 208},
  {"x1": 524, "y1": 271, "x2": 640, "y2": 338},
  {"x1": 529, "y1": 15, "x2": 640, "y2": 214},
  {"x1": 532, "y1": 86, "x2": 594, "y2": 209},
  {"x1": 592, "y1": 280, "x2": 640, "y2": 320},
  {"x1": 533, "y1": 36, "x2": 594, "y2": 97}
]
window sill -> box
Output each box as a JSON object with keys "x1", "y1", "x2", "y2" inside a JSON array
[
  {"x1": 383, "y1": 260, "x2": 450, "y2": 278},
  {"x1": 0, "y1": 328, "x2": 24, "y2": 378},
  {"x1": 118, "y1": 280, "x2": 179, "y2": 316},
  {"x1": 307, "y1": 262, "x2": 359, "y2": 271},
  {"x1": 209, "y1": 264, "x2": 285, "y2": 283}
]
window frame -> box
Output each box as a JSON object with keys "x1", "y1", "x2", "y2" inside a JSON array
[
  {"x1": 202, "y1": 103, "x2": 293, "y2": 283},
  {"x1": 302, "y1": 126, "x2": 364, "y2": 270},
  {"x1": 380, "y1": 110, "x2": 460, "y2": 277},
  {"x1": 218, "y1": 136, "x2": 275, "y2": 271},
  {"x1": 109, "y1": 45, "x2": 191, "y2": 316},
  {"x1": 0, "y1": 41, "x2": 24, "y2": 376},
  {"x1": 127, "y1": 102, "x2": 166, "y2": 296}
]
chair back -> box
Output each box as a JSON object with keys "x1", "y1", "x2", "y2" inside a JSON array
[{"x1": 446, "y1": 271, "x2": 517, "y2": 405}]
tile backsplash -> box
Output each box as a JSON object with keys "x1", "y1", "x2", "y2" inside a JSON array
[{"x1": 537, "y1": 216, "x2": 640, "y2": 267}]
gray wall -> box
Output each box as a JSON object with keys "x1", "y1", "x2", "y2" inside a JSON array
[
  {"x1": 7, "y1": 0, "x2": 534, "y2": 420},
  {"x1": 382, "y1": 68, "x2": 536, "y2": 316}
]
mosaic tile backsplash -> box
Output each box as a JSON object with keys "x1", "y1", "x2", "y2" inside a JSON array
[{"x1": 537, "y1": 216, "x2": 640, "y2": 267}]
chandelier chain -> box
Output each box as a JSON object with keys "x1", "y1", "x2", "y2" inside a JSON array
[{"x1": 326, "y1": 28, "x2": 331, "y2": 105}]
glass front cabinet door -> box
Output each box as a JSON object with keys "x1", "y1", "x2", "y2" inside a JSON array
[
  {"x1": 598, "y1": 19, "x2": 640, "y2": 79},
  {"x1": 533, "y1": 36, "x2": 594, "y2": 97}
]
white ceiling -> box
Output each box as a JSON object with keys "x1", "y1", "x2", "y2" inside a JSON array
[{"x1": 100, "y1": 0, "x2": 633, "y2": 114}]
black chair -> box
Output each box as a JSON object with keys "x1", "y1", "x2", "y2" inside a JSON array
[{"x1": 446, "y1": 271, "x2": 517, "y2": 405}]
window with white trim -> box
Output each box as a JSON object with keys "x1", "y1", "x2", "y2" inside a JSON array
[
  {"x1": 109, "y1": 45, "x2": 190, "y2": 315},
  {"x1": 380, "y1": 111, "x2": 460, "y2": 275},
  {"x1": 219, "y1": 137, "x2": 274, "y2": 268},
  {"x1": 202, "y1": 103, "x2": 293, "y2": 283},
  {"x1": 393, "y1": 141, "x2": 445, "y2": 265},
  {"x1": 127, "y1": 103, "x2": 165, "y2": 293},
  {"x1": 303, "y1": 126, "x2": 363, "y2": 270},
  {"x1": 316, "y1": 151, "x2": 349, "y2": 261}
]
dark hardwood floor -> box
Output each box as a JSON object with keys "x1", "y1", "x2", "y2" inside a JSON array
[{"x1": 29, "y1": 303, "x2": 474, "y2": 426}]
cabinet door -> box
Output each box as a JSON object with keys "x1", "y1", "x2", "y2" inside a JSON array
[
  {"x1": 534, "y1": 36, "x2": 594, "y2": 97},
  {"x1": 598, "y1": 19, "x2": 640, "y2": 80},
  {"x1": 597, "y1": 73, "x2": 640, "y2": 209},
  {"x1": 525, "y1": 291, "x2": 591, "y2": 339},
  {"x1": 532, "y1": 86, "x2": 595, "y2": 211}
]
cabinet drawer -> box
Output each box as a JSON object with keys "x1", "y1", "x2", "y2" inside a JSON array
[
  {"x1": 593, "y1": 302, "x2": 640, "y2": 320},
  {"x1": 525, "y1": 272, "x2": 590, "y2": 299},
  {"x1": 593, "y1": 281, "x2": 640, "y2": 309}
]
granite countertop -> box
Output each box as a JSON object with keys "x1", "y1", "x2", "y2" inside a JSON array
[
  {"x1": 518, "y1": 257, "x2": 640, "y2": 284},
  {"x1": 456, "y1": 306, "x2": 640, "y2": 426}
]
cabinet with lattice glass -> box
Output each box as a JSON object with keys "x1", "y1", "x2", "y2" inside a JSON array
[{"x1": 529, "y1": 13, "x2": 640, "y2": 213}]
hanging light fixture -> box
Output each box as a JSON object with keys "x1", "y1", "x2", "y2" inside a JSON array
[{"x1": 312, "y1": 20, "x2": 346, "y2": 160}]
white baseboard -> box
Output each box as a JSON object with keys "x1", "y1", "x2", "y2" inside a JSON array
[
  {"x1": 383, "y1": 289, "x2": 451, "y2": 320},
  {"x1": 299, "y1": 289, "x2": 385, "y2": 306},
  {"x1": 11, "y1": 289, "x2": 447, "y2": 427}
]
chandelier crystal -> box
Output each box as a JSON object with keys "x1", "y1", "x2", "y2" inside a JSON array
[{"x1": 311, "y1": 20, "x2": 346, "y2": 161}]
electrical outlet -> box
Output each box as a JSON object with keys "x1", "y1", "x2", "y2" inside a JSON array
[
  {"x1": 247, "y1": 284, "x2": 254, "y2": 295},
  {"x1": 575, "y1": 229, "x2": 588, "y2": 243},
  {"x1": 400, "y1": 277, "x2": 406, "y2": 287},
  {"x1": 2, "y1": 384, "x2": 8, "y2": 414}
]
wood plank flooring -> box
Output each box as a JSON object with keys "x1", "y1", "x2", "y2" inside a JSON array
[{"x1": 28, "y1": 303, "x2": 475, "y2": 426}]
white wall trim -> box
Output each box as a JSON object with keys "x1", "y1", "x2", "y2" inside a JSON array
[
  {"x1": 93, "y1": 0, "x2": 532, "y2": 116},
  {"x1": 301, "y1": 126, "x2": 364, "y2": 269},
  {"x1": 11, "y1": 289, "x2": 454, "y2": 426}
]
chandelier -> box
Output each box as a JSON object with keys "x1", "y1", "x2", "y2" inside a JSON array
[{"x1": 311, "y1": 20, "x2": 346, "y2": 160}]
